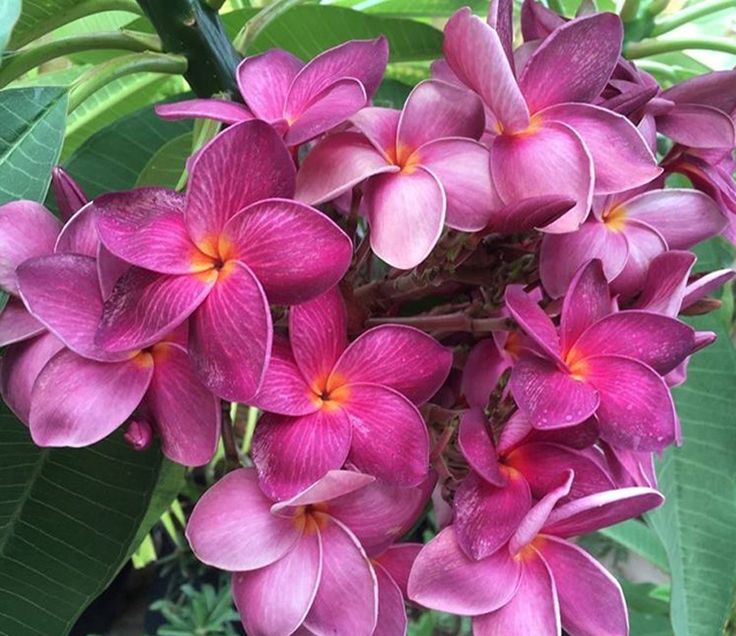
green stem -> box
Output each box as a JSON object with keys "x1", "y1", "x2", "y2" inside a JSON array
[
  {"x1": 0, "y1": 31, "x2": 162, "y2": 89},
  {"x1": 646, "y1": 0, "x2": 670, "y2": 16},
  {"x1": 651, "y1": 0, "x2": 736, "y2": 36},
  {"x1": 242, "y1": 407, "x2": 259, "y2": 455},
  {"x1": 68, "y1": 51, "x2": 188, "y2": 111},
  {"x1": 9, "y1": 0, "x2": 143, "y2": 50},
  {"x1": 625, "y1": 35, "x2": 736, "y2": 59},
  {"x1": 620, "y1": 0, "x2": 641, "y2": 23},
  {"x1": 233, "y1": 0, "x2": 303, "y2": 53}
]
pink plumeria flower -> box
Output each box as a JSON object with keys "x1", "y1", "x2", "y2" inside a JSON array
[
  {"x1": 92, "y1": 120, "x2": 352, "y2": 402},
  {"x1": 453, "y1": 408, "x2": 616, "y2": 560},
  {"x1": 157, "y1": 38, "x2": 388, "y2": 147},
  {"x1": 540, "y1": 187, "x2": 726, "y2": 297},
  {"x1": 186, "y1": 468, "x2": 430, "y2": 636},
  {"x1": 442, "y1": 8, "x2": 660, "y2": 232},
  {"x1": 251, "y1": 287, "x2": 452, "y2": 499},
  {"x1": 51, "y1": 166, "x2": 89, "y2": 222},
  {"x1": 296, "y1": 78, "x2": 494, "y2": 269},
  {"x1": 409, "y1": 472, "x2": 663, "y2": 635},
  {"x1": 506, "y1": 260, "x2": 698, "y2": 451}
]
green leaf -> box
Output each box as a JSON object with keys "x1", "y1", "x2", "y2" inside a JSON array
[
  {"x1": 135, "y1": 132, "x2": 193, "y2": 189},
  {"x1": 598, "y1": 519, "x2": 669, "y2": 572},
  {"x1": 373, "y1": 78, "x2": 413, "y2": 108},
  {"x1": 324, "y1": 0, "x2": 487, "y2": 17},
  {"x1": 0, "y1": 86, "x2": 67, "y2": 205},
  {"x1": 0, "y1": 403, "x2": 183, "y2": 636},
  {"x1": 647, "y1": 309, "x2": 736, "y2": 636},
  {"x1": 63, "y1": 99, "x2": 192, "y2": 199},
  {"x1": 0, "y1": 0, "x2": 21, "y2": 55}
]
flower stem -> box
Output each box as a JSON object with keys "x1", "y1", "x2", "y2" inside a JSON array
[
  {"x1": 242, "y1": 406, "x2": 260, "y2": 455},
  {"x1": 625, "y1": 35, "x2": 736, "y2": 59},
  {"x1": 651, "y1": 0, "x2": 736, "y2": 36},
  {"x1": 221, "y1": 407, "x2": 240, "y2": 470},
  {"x1": 233, "y1": 0, "x2": 304, "y2": 54},
  {"x1": 620, "y1": 0, "x2": 641, "y2": 23},
  {"x1": 365, "y1": 312, "x2": 514, "y2": 333},
  {"x1": 646, "y1": 0, "x2": 670, "y2": 16}
]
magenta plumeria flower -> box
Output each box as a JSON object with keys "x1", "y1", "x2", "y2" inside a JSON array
[
  {"x1": 92, "y1": 120, "x2": 352, "y2": 402},
  {"x1": 250, "y1": 286, "x2": 452, "y2": 498},
  {"x1": 296, "y1": 78, "x2": 493, "y2": 268},
  {"x1": 441, "y1": 7, "x2": 660, "y2": 232},
  {"x1": 506, "y1": 259, "x2": 697, "y2": 450},
  {"x1": 539, "y1": 187, "x2": 726, "y2": 297},
  {"x1": 186, "y1": 468, "x2": 430, "y2": 636},
  {"x1": 157, "y1": 38, "x2": 388, "y2": 147},
  {"x1": 409, "y1": 472, "x2": 663, "y2": 635},
  {"x1": 51, "y1": 166, "x2": 89, "y2": 222}
]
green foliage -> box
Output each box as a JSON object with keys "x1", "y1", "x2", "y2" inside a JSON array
[
  {"x1": 0, "y1": 0, "x2": 21, "y2": 56},
  {"x1": 136, "y1": 133, "x2": 193, "y2": 189},
  {"x1": 598, "y1": 519, "x2": 669, "y2": 572},
  {"x1": 0, "y1": 403, "x2": 185, "y2": 636},
  {"x1": 151, "y1": 581, "x2": 241, "y2": 636},
  {"x1": 0, "y1": 86, "x2": 67, "y2": 205},
  {"x1": 326, "y1": 0, "x2": 488, "y2": 17}
]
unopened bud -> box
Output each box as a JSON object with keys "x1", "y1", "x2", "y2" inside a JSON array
[
  {"x1": 51, "y1": 166, "x2": 88, "y2": 221},
  {"x1": 681, "y1": 297, "x2": 721, "y2": 316},
  {"x1": 124, "y1": 420, "x2": 154, "y2": 451}
]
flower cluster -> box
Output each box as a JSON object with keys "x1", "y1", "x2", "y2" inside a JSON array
[{"x1": 1, "y1": 0, "x2": 735, "y2": 634}]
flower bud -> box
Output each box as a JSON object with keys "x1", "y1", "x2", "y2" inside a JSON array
[
  {"x1": 51, "y1": 166, "x2": 87, "y2": 221},
  {"x1": 123, "y1": 420, "x2": 153, "y2": 451}
]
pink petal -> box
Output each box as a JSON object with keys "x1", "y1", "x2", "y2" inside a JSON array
[
  {"x1": 458, "y1": 408, "x2": 505, "y2": 487},
  {"x1": 661, "y1": 68, "x2": 736, "y2": 112},
  {"x1": 635, "y1": 250, "x2": 695, "y2": 316},
  {"x1": 374, "y1": 562, "x2": 407, "y2": 636},
  {"x1": 186, "y1": 468, "x2": 301, "y2": 570},
  {"x1": 366, "y1": 167, "x2": 446, "y2": 269},
  {"x1": 332, "y1": 325, "x2": 452, "y2": 405},
  {"x1": 519, "y1": 14, "x2": 622, "y2": 112},
  {"x1": 303, "y1": 519, "x2": 378, "y2": 636},
  {"x1": 252, "y1": 336, "x2": 317, "y2": 416},
  {"x1": 221, "y1": 198, "x2": 352, "y2": 305},
  {"x1": 237, "y1": 49, "x2": 303, "y2": 121},
  {"x1": 683, "y1": 267, "x2": 736, "y2": 309},
  {"x1": 611, "y1": 219, "x2": 667, "y2": 296},
  {"x1": 543, "y1": 486, "x2": 664, "y2": 537},
  {"x1": 407, "y1": 526, "x2": 521, "y2": 615},
  {"x1": 583, "y1": 354, "x2": 678, "y2": 451},
  {"x1": 185, "y1": 121, "x2": 295, "y2": 247},
  {"x1": 504, "y1": 285, "x2": 561, "y2": 361},
  {"x1": 344, "y1": 383, "x2": 429, "y2": 487},
  {"x1": 274, "y1": 470, "x2": 375, "y2": 511},
  {"x1": 417, "y1": 138, "x2": 494, "y2": 231},
  {"x1": 350, "y1": 107, "x2": 400, "y2": 157},
  {"x1": 658, "y1": 104, "x2": 736, "y2": 149},
  {"x1": 54, "y1": 203, "x2": 99, "y2": 257},
  {"x1": 286, "y1": 37, "x2": 388, "y2": 116},
  {"x1": 0, "y1": 201, "x2": 60, "y2": 294},
  {"x1": 487, "y1": 195, "x2": 576, "y2": 234},
  {"x1": 461, "y1": 339, "x2": 510, "y2": 410},
  {"x1": 0, "y1": 296, "x2": 44, "y2": 346},
  {"x1": 573, "y1": 310, "x2": 695, "y2": 375},
  {"x1": 146, "y1": 342, "x2": 220, "y2": 467},
  {"x1": 540, "y1": 103, "x2": 660, "y2": 194},
  {"x1": 375, "y1": 544, "x2": 422, "y2": 597},
  {"x1": 290, "y1": 286, "x2": 348, "y2": 390},
  {"x1": 29, "y1": 349, "x2": 153, "y2": 447},
  {"x1": 252, "y1": 410, "x2": 353, "y2": 501},
  {"x1": 487, "y1": 0, "x2": 515, "y2": 66},
  {"x1": 397, "y1": 79, "x2": 485, "y2": 150},
  {"x1": 286, "y1": 78, "x2": 367, "y2": 146},
  {"x1": 443, "y1": 8, "x2": 530, "y2": 133},
  {"x1": 622, "y1": 189, "x2": 727, "y2": 250},
  {"x1": 520, "y1": 0, "x2": 564, "y2": 40},
  {"x1": 491, "y1": 121, "x2": 593, "y2": 233},
  {"x1": 189, "y1": 261, "x2": 271, "y2": 401},
  {"x1": 455, "y1": 470, "x2": 532, "y2": 560},
  {"x1": 94, "y1": 188, "x2": 201, "y2": 274},
  {"x1": 560, "y1": 259, "x2": 611, "y2": 354},
  {"x1": 98, "y1": 268, "x2": 215, "y2": 353},
  {"x1": 51, "y1": 166, "x2": 87, "y2": 222},
  {"x1": 295, "y1": 132, "x2": 396, "y2": 206},
  {"x1": 0, "y1": 332, "x2": 64, "y2": 423},
  {"x1": 510, "y1": 355, "x2": 600, "y2": 429},
  {"x1": 473, "y1": 552, "x2": 560, "y2": 636},
  {"x1": 233, "y1": 532, "x2": 321, "y2": 636},
  {"x1": 97, "y1": 244, "x2": 129, "y2": 300},
  {"x1": 155, "y1": 99, "x2": 253, "y2": 124}
]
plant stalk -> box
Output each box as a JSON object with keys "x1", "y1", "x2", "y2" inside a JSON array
[
  {"x1": 651, "y1": 0, "x2": 736, "y2": 36},
  {"x1": 625, "y1": 35, "x2": 736, "y2": 59},
  {"x1": 620, "y1": 0, "x2": 641, "y2": 23},
  {"x1": 233, "y1": 0, "x2": 303, "y2": 53}
]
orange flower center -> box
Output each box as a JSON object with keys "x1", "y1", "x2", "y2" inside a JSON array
[
  {"x1": 308, "y1": 373, "x2": 351, "y2": 411},
  {"x1": 292, "y1": 504, "x2": 330, "y2": 534}
]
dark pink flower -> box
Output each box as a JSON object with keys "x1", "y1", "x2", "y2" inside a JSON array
[
  {"x1": 157, "y1": 38, "x2": 388, "y2": 147},
  {"x1": 186, "y1": 468, "x2": 429, "y2": 636},
  {"x1": 92, "y1": 120, "x2": 352, "y2": 402},
  {"x1": 250, "y1": 287, "x2": 452, "y2": 499}
]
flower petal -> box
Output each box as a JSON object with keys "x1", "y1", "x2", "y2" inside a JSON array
[
  {"x1": 29, "y1": 349, "x2": 153, "y2": 447},
  {"x1": 51, "y1": 166, "x2": 87, "y2": 222},
  {"x1": 252, "y1": 410, "x2": 353, "y2": 501},
  {"x1": 461, "y1": 339, "x2": 510, "y2": 409},
  {"x1": 146, "y1": 342, "x2": 220, "y2": 467},
  {"x1": 185, "y1": 120, "x2": 295, "y2": 247},
  {"x1": 0, "y1": 296, "x2": 44, "y2": 346},
  {"x1": 94, "y1": 188, "x2": 200, "y2": 274},
  {"x1": 189, "y1": 261, "x2": 271, "y2": 401},
  {"x1": 519, "y1": 13, "x2": 622, "y2": 111},
  {"x1": 504, "y1": 284, "x2": 561, "y2": 361},
  {"x1": 221, "y1": 198, "x2": 352, "y2": 305},
  {"x1": 0, "y1": 201, "x2": 61, "y2": 294},
  {"x1": 491, "y1": 121, "x2": 593, "y2": 233},
  {"x1": 233, "y1": 530, "x2": 321, "y2": 636},
  {"x1": 54, "y1": 202, "x2": 99, "y2": 256},
  {"x1": 582, "y1": 354, "x2": 678, "y2": 451},
  {"x1": 374, "y1": 562, "x2": 408, "y2": 636},
  {"x1": 458, "y1": 408, "x2": 505, "y2": 487},
  {"x1": 443, "y1": 8, "x2": 530, "y2": 132},
  {"x1": 186, "y1": 468, "x2": 301, "y2": 570},
  {"x1": 408, "y1": 526, "x2": 521, "y2": 615},
  {"x1": 375, "y1": 544, "x2": 422, "y2": 597},
  {"x1": 343, "y1": 383, "x2": 429, "y2": 487},
  {"x1": 487, "y1": 195, "x2": 575, "y2": 234},
  {"x1": 366, "y1": 167, "x2": 446, "y2": 269},
  {"x1": 274, "y1": 470, "x2": 375, "y2": 511},
  {"x1": 635, "y1": 251, "x2": 695, "y2": 316},
  {"x1": 350, "y1": 107, "x2": 400, "y2": 157},
  {"x1": 612, "y1": 219, "x2": 667, "y2": 296},
  {"x1": 296, "y1": 132, "x2": 396, "y2": 205},
  {"x1": 658, "y1": 103, "x2": 736, "y2": 149},
  {"x1": 155, "y1": 99, "x2": 253, "y2": 124},
  {"x1": 560, "y1": 259, "x2": 612, "y2": 354},
  {"x1": 237, "y1": 49, "x2": 303, "y2": 121},
  {"x1": 332, "y1": 325, "x2": 452, "y2": 405}
]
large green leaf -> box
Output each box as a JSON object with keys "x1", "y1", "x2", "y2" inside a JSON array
[
  {"x1": 0, "y1": 0, "x2": 21, "y2": 55},
  {"x1": 0, "y1": 403, "x2": 184, "y2": 636},
  {"x1": 325, "y1": 0, "x2": 487, "y2": 17},
  {"x1": 135, "y1": 132, "x2": 192, "y2": 189},
  {"x1": 647, "y1": 308, "x2": 736, "y2": 636},
  {"x1": 0, "y1": 86, "x2": 67, "y2": 205},
  {"x1": 599, "y1": 519, "x2": 669, "y2": 572}
]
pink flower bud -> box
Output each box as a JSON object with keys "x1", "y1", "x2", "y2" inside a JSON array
[
  {"x1": 51, "y1": 166, "x2": 87, "y2": 222},
  {"x1": 123, "y1": 420, "x2": 153, "y2": 451}
]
